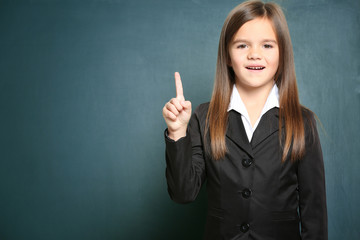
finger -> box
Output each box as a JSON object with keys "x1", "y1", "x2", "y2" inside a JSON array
[
  {"x1": 165, "y1": 102, "x2": 179, "y2": 116},
  {"x1": 170, "y1": 98, "x2": 183, "y2": 112},
  {"x1": 175, "y1": 72, "x2": 184, "y2": 101},
  {"x1": 163, "y1": 107, "x2": 177, "y2": 121},
  {"x1": 166, "y1": 111, "x2": 177, "y2": 121}
]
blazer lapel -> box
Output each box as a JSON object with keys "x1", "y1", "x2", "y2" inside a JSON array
[
  {"x1": 251, "y1": 107, "x2": 280, "y2": 149},
  {"x1": 226, "y1": 110, "x2": 254, "y2": 158}
]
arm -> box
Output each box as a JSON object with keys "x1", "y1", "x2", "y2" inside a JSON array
[
  {"x1": 298, "y1": 113, "x2": 328, "y2": 240},
  {"x1": 162, "y1": 72, "x2": 206, "y2": 203},
  {"x1": 165, "y1": 109, "x2": 206, "y2": 203}
]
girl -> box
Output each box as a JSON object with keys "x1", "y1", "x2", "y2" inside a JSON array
[{"x1": 162, "y1": 1, "x2": 327, "y2": 240}]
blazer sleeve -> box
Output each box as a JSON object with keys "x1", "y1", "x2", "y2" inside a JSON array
[
  {"x1": 298, "y1": 112, "x2": 328, "y2": 240},
  {"x1": 164, "y1": 106, "x2": 206, "y2": 204}
]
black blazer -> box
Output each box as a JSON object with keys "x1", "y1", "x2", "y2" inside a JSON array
[{"x1": 165, "y1": 103, "x2": 327, "y2": 240}]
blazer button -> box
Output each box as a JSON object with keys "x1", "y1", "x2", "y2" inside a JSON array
[
  {"x1": 242, "y1": 188, "x2": 252, "y2": 199},
  {"x1": 240, "y1": 223, "x2": 250, "y2": 233},
  {"x1": 242, "y1": 158, "x2": 253, "y2": 168}
]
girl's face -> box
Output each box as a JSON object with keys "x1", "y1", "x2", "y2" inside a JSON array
[{"x1": 229, "y1": 17, "x2": 279, "y2": 90}]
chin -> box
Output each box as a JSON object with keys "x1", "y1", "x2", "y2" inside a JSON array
[{"x1": 243, "y1": 81, "x2": 274, "y2": 89}]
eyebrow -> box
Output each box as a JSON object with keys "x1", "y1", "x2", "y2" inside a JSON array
[{"x1": 232, "y1": 39, "x2": 278, "y2": 44}]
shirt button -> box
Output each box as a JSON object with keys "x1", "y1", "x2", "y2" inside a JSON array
[
  {"x1": 240, "y1": 223, "x2": 250, "y2": 233},
  {"x1": 242, "y1": 158, "x2": 253, "y2": 168},
  {"x1": 242, "y1": 188, "x2": 252, "y2": 199}
]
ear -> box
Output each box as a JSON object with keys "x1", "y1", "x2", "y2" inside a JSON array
[{"x1": 226, "y1": 55, "x2": 232, "y2": 67}]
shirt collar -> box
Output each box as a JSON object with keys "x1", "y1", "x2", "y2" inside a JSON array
[{"x1": 227, "y1": 84, "x2": 279, "y2": 116}]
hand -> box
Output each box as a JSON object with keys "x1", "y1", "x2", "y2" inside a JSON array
[{"x1": 162, "y1": 72, "x2": 192, "y2": 141}]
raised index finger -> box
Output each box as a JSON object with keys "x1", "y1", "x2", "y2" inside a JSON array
[{"x1": 175, "y1": 72, "x2": 184, "y2": 100}]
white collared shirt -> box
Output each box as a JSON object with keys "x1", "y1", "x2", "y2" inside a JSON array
[{"x1": 227, "y1": 84, "x2": 279, "y2": 142}]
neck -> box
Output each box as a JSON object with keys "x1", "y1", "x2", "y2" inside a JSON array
[{"x1": 235, "y1": 81, "x2": 274, "y2": 126}]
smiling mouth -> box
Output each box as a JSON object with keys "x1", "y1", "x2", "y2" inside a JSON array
[{"x1": 246, "y1": 66, "x2": 265, "y2": 70}]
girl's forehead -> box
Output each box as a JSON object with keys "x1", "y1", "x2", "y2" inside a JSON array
[{"x1": 233, "y1": 18, "x2": 277, "y2": 41}]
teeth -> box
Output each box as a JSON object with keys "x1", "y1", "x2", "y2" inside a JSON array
[{"x1": 247, "y1": 66, "x2": 265, "y2": 70}]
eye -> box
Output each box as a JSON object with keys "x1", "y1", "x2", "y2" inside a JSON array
[
  {"x1": 236, "y1": 44, "x2": 247, "y2": 49},
  {"x1": 263, "y1": 44, "x2": 273, "y2": 49}
]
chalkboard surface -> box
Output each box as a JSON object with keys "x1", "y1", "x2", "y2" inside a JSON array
[{"x1": 0, "y1": 0, "x2": 359, "y2": 239}]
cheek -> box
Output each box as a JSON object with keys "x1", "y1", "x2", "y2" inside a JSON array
[
  {"x1": 229, "y1": 54, "x2": 244, "y2": 68},
  {"x1": 269, "y1": 54, "x2": 279, "y2": 68}
]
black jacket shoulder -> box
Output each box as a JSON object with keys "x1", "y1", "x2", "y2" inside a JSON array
[{"x1": 193, "y1": 102, "x2": 210, "y2": 118}]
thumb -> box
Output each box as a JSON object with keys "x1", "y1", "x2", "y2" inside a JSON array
[{"x1": 181, "y1": 100, "x2": 192, "y2": 114}]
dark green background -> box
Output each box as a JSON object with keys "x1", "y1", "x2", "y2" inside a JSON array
[{"x1": 1, "y1": 0, "x2": 359, "y2": 239}]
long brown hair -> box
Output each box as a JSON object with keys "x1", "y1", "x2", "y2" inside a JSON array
[{"x1": 206, "y1": 0, "x2": 306, "y2": 162}]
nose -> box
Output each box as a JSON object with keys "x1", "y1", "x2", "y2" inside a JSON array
[{"x1": 247, "y1": 47, "x2": 261, "y2": 60}]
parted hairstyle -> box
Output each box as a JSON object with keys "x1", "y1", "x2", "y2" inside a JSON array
[{"x1": 205, "y1": 0, "x2": 308, "y2": 162}]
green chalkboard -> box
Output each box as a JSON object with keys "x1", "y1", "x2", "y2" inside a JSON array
[{"x1": 0, "y1": 0, "x2": 359, "y2": 239}]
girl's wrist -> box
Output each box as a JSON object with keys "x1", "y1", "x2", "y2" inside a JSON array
[{"x1": 168, "y1": 128, "x2": 187, "y2": 141}]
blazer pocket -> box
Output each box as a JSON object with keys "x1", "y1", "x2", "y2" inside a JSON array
[
  {"x1": 208, "y1": 207, "x2": 224, "y2": 221},
  {"x1": 270, "y1": 210, "x2": 299, "y2": 221}
]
